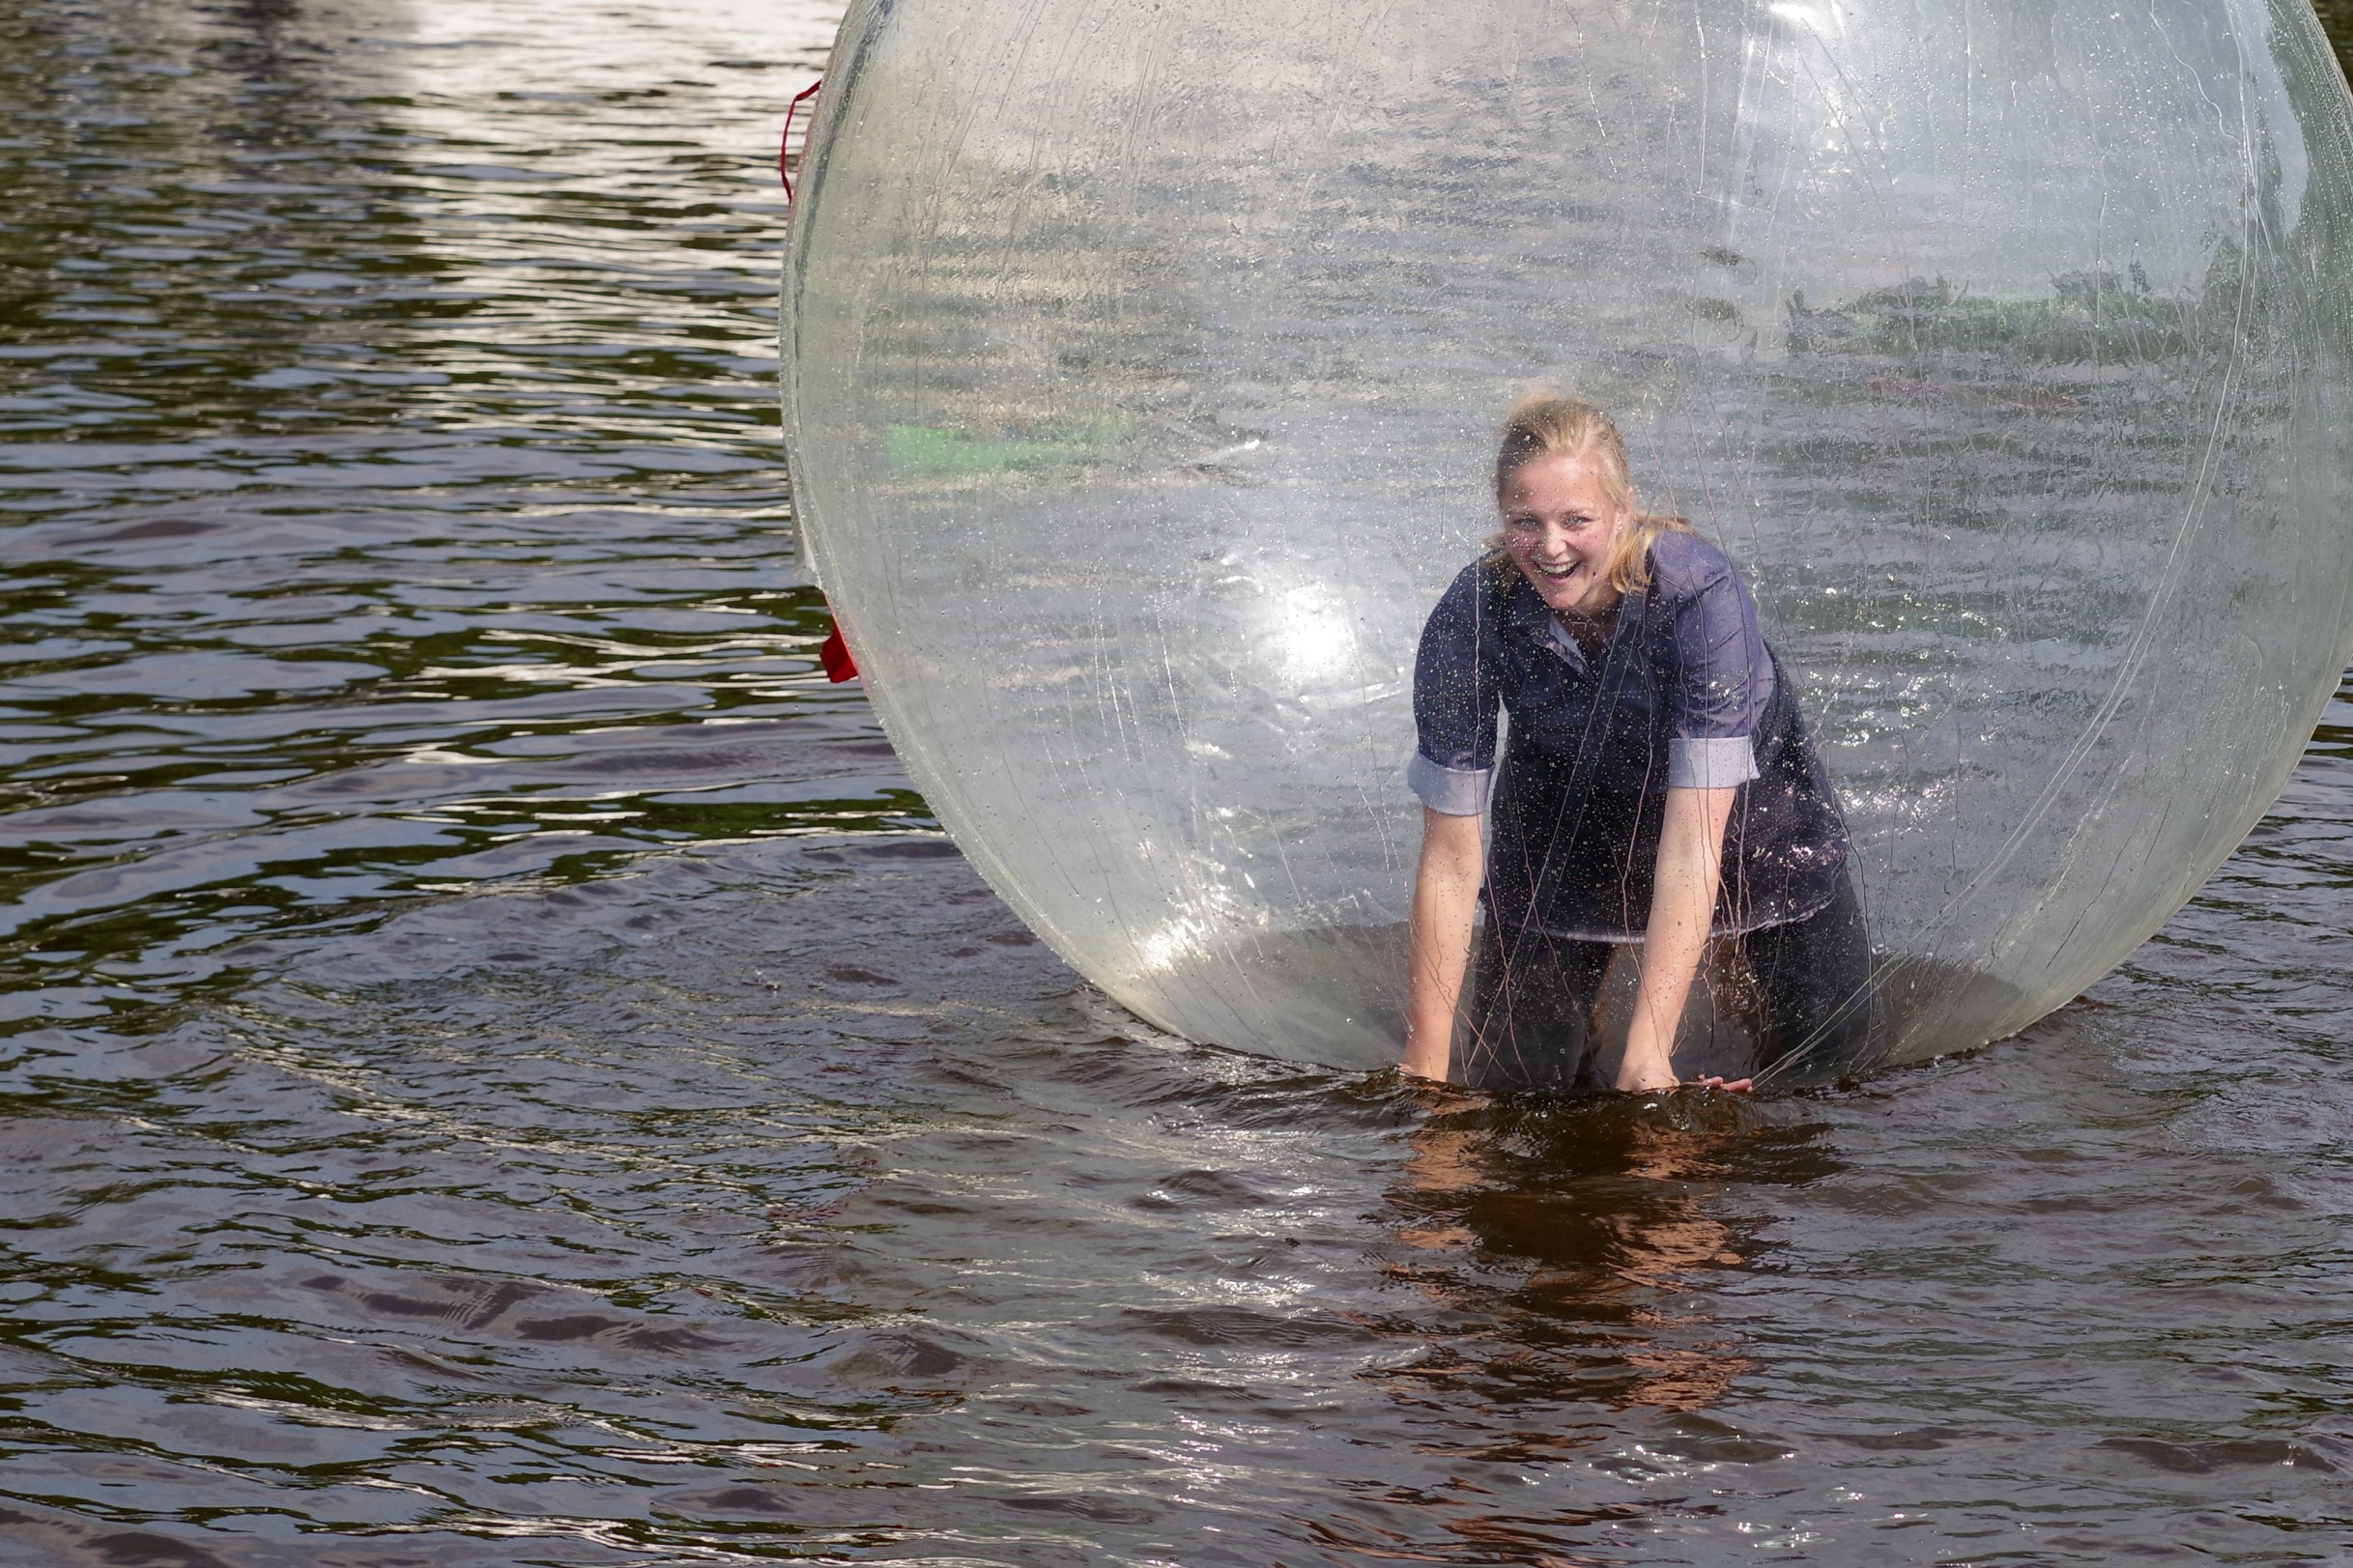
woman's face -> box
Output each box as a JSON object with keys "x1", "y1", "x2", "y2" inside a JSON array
[{"x1": 1500, "y1": 452, "x2": 1629, "y2": 616}]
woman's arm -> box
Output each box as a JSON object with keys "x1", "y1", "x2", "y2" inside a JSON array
[
  {"x1": 1404, "y1": 806, "x2": 1484, "y2": 1081},
  {"x1": 1618, "y1": 784, "x2": 1739, "y2": 1092}
]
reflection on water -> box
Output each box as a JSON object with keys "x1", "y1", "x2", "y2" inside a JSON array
[
  {"x1": 1390, "y1": 1094, "x2": 1821, "y2": 1426},
  {"x1": 2, "y1": 0, "x2": 2353, "y2": 1563},
  {"x1": 0, "y1": 0, "x2": 873, "y2": 1009}
]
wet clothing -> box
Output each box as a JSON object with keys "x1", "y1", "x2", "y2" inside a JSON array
[
  {"x1": 1409, "y1": 531, "x2": 1850, "y2": 941},
  {"x1": 1457, "y1": 870, "x2": 1877, "y2": 1090}
]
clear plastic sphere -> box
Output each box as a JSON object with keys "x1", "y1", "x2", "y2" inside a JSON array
[{"x1": 781, "y1": 0, "x2": 2353, "y2": 1073}]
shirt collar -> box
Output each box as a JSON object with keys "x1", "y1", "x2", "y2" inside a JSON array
[{"x1": 1499, "y1": 569, "x2": 1650, "y2": 669}]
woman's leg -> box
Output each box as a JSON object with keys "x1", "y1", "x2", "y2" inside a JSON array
[
  {"x1": 1743, "y1": 871, "x2": 1880, "y2": 1082},
  {"x1": 1456, "y1": 922, "x2": 1615, "y2": 1090}
]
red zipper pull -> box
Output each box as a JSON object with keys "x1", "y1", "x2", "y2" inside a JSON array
[{"x1": 818, "y1": 617, "x2": 859, "y2": 683}]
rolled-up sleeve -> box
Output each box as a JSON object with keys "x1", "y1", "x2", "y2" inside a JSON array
[
  {"x1": 1663, "y1": 561, "x2": 1770, "y2": 790},
  {"x1": 1409, "y1": 566, "x2": 1502, "y2": 815},
  {"x1": 1407, "y1": 751, "x2": 1493, "y2": 815}
]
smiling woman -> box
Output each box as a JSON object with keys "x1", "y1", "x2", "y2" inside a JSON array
[{"x1": 1405, "y1": 396, "x2": 1870, "y2": 1092}]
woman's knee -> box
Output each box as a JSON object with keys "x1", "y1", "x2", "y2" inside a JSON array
[{"x1": 1459, "y1": 931, "x2": 1610, "y2": 1089}]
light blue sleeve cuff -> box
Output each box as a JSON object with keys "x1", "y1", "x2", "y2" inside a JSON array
[
  {"x1": 1668, "y1": 735, "x2": 1760, "y2": 789},
  {"x1": 1407, "y1": 752, "x2": 1494, "y2": 815}
]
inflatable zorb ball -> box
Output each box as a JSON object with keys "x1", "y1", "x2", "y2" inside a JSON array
[{"x1": 782, "y1": 0, "x2": 2353, "y2": 1073}]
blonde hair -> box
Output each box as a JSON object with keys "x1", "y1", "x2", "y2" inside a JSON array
[{"x1": 1484, "y1": 393, "x2": 1689, "y2": 594}]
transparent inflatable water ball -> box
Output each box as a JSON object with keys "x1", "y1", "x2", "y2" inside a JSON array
[{"x1": 783, "y1": 0, "x2": 2353, "y2": 1076}]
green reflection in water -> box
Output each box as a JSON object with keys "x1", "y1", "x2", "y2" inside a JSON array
[{"x1": 0, "y1": 0, "x2": 887, "y2": 1040}]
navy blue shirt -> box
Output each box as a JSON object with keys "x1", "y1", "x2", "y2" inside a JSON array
[{"x1": 1410, "y1": 529, "x2": 1850, "y2": 940}]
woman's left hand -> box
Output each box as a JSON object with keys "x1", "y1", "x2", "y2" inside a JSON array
[
  {"x1": 1619, "y1": 1053, "x2": 1754, "y2": 1095},
  {"x1": 1619, "y1": 784, "x2": 1745, "y2": 1097},
  {"x1": 1616, "y1": 1047, "x2": 1682, "y2": 1094}
]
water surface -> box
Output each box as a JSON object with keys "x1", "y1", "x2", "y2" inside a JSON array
[{"x1": 3, "y1": 1, "x2": 2353, "y2": 1563}]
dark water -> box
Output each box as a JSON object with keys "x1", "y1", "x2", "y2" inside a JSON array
[{"x1": 4, "y1": 2, "x2": 2353, "y2": 1563}]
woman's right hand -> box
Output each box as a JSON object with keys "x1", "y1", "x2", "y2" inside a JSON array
[{"x1": 1404, "y1": 807, "x2": 1485, "y2": 1081}]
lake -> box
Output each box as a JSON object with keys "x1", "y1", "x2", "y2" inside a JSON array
[{"x1": 3, "y1": 0, "x2": 2352, "y2": 1562}]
